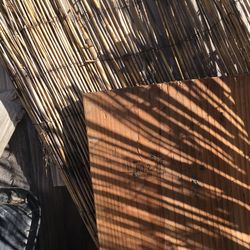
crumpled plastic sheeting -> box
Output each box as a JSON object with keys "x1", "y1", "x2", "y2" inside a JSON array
[
  {"x1": 0, "y1": 188, "x2": 41, "y2": 250},
  {"x1": 0, "y1": 90, "x2": 24, "y2": 158}
]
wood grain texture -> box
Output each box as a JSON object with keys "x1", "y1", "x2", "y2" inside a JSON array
[{"x1": 84, "y1": 75, "x2": 250, "y2": 250}]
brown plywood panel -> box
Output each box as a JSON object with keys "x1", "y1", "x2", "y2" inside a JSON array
[{"x1": 84, "y1": 75, "x2": 250, "y2": 250}]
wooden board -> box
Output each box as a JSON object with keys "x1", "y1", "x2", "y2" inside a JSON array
[{"x1": 84, "y1": 75, "x2": 250, "y2": 250}]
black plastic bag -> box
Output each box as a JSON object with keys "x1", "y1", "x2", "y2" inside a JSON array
[{"x1": 0, "y1": 188, "x2": 40, "y2": 250}]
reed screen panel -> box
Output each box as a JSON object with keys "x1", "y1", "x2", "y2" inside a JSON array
[{"x1": 0, "y1": 0, "x2": 249, "y2": 246}]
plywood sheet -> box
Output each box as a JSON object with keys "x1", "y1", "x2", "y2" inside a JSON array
[{"x1": 84, "y1": 75, "x2": 250, "y2": 250}]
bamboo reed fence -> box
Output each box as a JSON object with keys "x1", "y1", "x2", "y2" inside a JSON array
[{"x1": 0, "y1": 0, "x2": 249, "y2": 247}]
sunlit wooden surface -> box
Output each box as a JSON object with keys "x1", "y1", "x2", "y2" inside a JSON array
[{"x1": 84, "y1": 75, "x2": 250, "y2": 250}]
